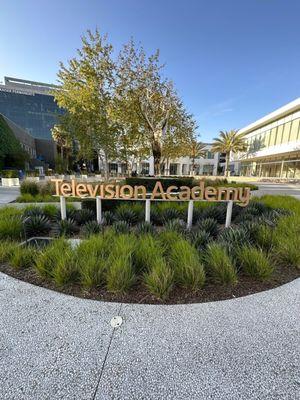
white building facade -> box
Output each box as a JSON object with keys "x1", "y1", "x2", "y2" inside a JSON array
[
  {"x1": 234, "y1": 98, "x2": 300, "y2": 179},
  {"x1": 106, "y1": 143, "x2": 220, "y2": 177}
]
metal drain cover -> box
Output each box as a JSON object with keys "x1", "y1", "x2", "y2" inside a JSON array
[{"x1": 110, "y1": 316, "x2": 123, "y2": 328}]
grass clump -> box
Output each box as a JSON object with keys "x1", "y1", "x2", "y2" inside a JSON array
[
  {"x1": 10, "y1": 246, "x2": 37, "y2": 269},
  {"x1": 35, "y1": 239, "x2": 70, "y2": 278},
  {"x1": 134, "y1": 235, "x2": 163, "y2": 272},
  {"x1": 0, "y1": 215, "x2": 23, "y2": 241},
  {"x1": 204, "y1": 243, "x2": 237, "y2": 285},
  {"x1": 169, "y1": 239, "x2": 205, "y2": 291},
  {"x1": 106, "y1": 234, "x2": 136, "y2": 293},
  {"x1": 144, "y1": 259, "x2": 173, "y2": 300},
  {"x1": 20, "y1": 180, "x2": 39, "y2": 196},
  {"x1": 237, "y1": 246, "x2": 274, "y2": 280},
  {"x1": 0, "y1": 241, "x2": 18, "y2": 263}
]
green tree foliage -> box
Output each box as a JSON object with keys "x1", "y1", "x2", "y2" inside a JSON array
[
  {"x1": 211, "y1": 129, "x2": 247, "y2": 177},
  {"x1": 0, "y1": 115, "x2": 28, "y2": 169}
]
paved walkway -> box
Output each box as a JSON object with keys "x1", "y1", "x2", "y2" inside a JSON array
[
  {"x1": 0, "y1": 272, "x2": 299, "y2": 400},
  {"x1": 254, "y1": 182, "x2": 300, "y2": 199},
  {"x1": 0, "y1": 186, "x2": 20, "y2": 204}
]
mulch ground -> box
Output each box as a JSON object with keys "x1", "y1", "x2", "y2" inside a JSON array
[{"x1": 0, "y1": 263, "x2": 299, "y2": 304}]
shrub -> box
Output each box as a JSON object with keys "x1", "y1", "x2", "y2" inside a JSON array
[
  {"x1": 144, "y1": 259, "x2": 173, "y2": 300},
  {"x1": 275, "y1": 237, "x2": 300, "y2": 270},
  {"x1": 0, "y1": 215, "x2": 23, "y2": 241},
  {"x1": 190, "y1": 230, "x2": 212, "y2": 251},
  {"x1": 202, "y1": 204, "x2": 226, "y2": 224},
  {"x1": 135, "y1": 221, "x2": 155, "y2": 235},
  {"x1": 54, "y1": 218, "x2": 78, "y2": 237},
  {"x1": 150, "y1": 206, "x2": 163, "y2": 225},
  {"x1": 112, "y1": 220, "x2": 131, "y2": 234},
  {"x1": 73, "y1": 209, "x2": 95, "y2": 225},
  {"x1": 35, "y1": 239, "x2": 70, "y2": 278},
  {"x1": 52, "y1": 248, "x2": 77, "y2": 286},
  {"x1": 134, "y1": 235, "x2": 163, "y2": 272},
  {"x1": 218, "y1": 226, "x2": 250, "y2": 255},
  {"x1": 23, "y1": 206, "x2": 44, "y2": 218},
  {"x1": 161, "y1": 206, "x2": 182, "y2": 223},
  {"x1": 81, "y1": 221, "x2": 104, "y2": 238},
  {"x1": 106, "y1": 234, "x2": 136, "y2": 293},
  {"x1": 196, "y1": 218, "x2": 219, "y2": 238},
  {"x1": 38, "y1": 181, "x2": 54, "y2": 196},
  {"x1": 204, "y1": 243, "x2": 237, "y2": 285},
  {"x1": 102, "y1": 211, "x2": 116, "y2": 225},
  {"x1": 0, "y1": 241, "x2": 18, "y2": 263},
  {"x1": 115, "y1": 204, "x2": 139, "y2": 225},
  {"x1": 43, "y1": 204, "x2": 59, "y2": 220},
  {"x1": 1, "y1": 169, "x2": 18, "y2": 178},
  {"x1": 23, "y1": 215, "x2": 51, "y2": 237},
  {"x1": 237, "y1": 246, "x2": 273, "y2": 280},
  {"x1": 10, "y1": 246, "x2": 36, "y2": 269},
  {"x1": 163, "y1": 218, "x2": 186, "y2": 234},
  {"x1": 20, "y1": 180, "x2": 39, "y2": 196},
  {"x1": 169, "y1": 239, "x2": 205, "y2": 290},
  {"x1": 158, "y1": 230, "x2": 182, "y2": 254}
]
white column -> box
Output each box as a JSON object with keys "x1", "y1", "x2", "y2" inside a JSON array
[
  {"x1": 187, "y1": 200, "x2": 194, "y2": 229},
  {"x1": 60, "y1": 196, "x2": 66, "y2": 220},
  {"x1": 225, "y1": 201, "x2": 233, "y2": 228},
  {"x1": 145, "y1": 199, "x2": 151, "y2": 223},
  {"x1": 96, "y1": 196, "x2": 102, "y2": 223}
]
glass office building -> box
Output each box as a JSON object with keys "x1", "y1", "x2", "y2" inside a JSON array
[
  {"x1": 236, "y1": 98, "x2": 300, "y2": 178},
  {"x1": 0, "y1": 76, "x2": 63, "y2": 140}
]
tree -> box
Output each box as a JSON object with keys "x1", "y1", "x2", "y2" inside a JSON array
[
  {"x1": 188, "y1": 139, "x2": 206, "y2": 174},
  {"x1": 211, "y1": 129, "x2": 247, "y2": 177},
  {"x1": 52, "y1": 29, "x2": 118, "y2": 178},
  {"x1": 113, "y1": 39, "x2": 196, "y2": 175}
]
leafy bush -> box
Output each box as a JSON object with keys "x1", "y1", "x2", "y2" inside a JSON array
[
  {"x1": 201, "y1": 204, "x2": 226, "y2": 224},
  {"x1": 0, "y1": 215, "x2": 23, "y2": 241},
  {"x1": 196, "y1": 218, "x2": 219, "y2": 238},
  {"x1": 106, "y1": 234, "x2": 136, "y2": 293},
  {"x1": 35, "y1": 239, "x2": 70, "y2": 278},
  {"x1": 189, "y1": 230, "x2": 212, "y2": 251},
  {"x1": 23, "y1": 206, "x2": 44, "y2": 218},
  {"x1": 73, "y1": 209, "x2": 95, "y2": 225},
  {"x1": 169, "y1": 239, "x2": 205, "y2": 290},
  {"x1": 134, "y1": 235, "x2": 162, "y2": 272},
  {"x1": 236, "y1": 246, "x2": 273, "y2": 280},
  {"x1": 20, "y1": 180, "x2": 39, "y2": 196},
  {"x1": 39, "y1": 181, "x2": 54, "y2": 196},
  {"x1": 112, "y1": 220, "x2": 131, "y2": 234},
  {"x1": 144, "y1": 259, "x2": 173, "y2": 300},
  {"x1": 1, "y1": 169, "x2": 18, "y2": 178},
  {"x1": 115, "y1": 204, "x2": 138, "y2": 224},
  {"x1": 10, "y1": 246, "x2": 37, "y2": 269},
  {"x1": 81, "y1": 221, "x2": 104, "y2": 238},
  {"x1": 43, "y1": 204, "x2": 59, "y2": 220},
  {"x1": 54, "y1": 218, "x2": 78, "y2": 237},
  {"x1": 135, "y1": 221, "x2": 155, "y2": 235},
  {"x1": 0, "y1": 241, "x2": 18, "y2": 263},
  {"x1": 218, "y1": 226, "x2": 250, "y2": 255},
  {"x1": 163, "y1": 218, "x2": 186, "y2": 234},
  {"x1": 161, "y1": 207, "x2": 182, "y2": 223},
  {"x1": 204, "y1": 243, "x2": 237, "y2": 285},
  {"x1": 102, "y1": 211, "x2": 116, "y2": 225},
  {"x1": 23, "y1": 215, "x2": 51, "y2": 237}
]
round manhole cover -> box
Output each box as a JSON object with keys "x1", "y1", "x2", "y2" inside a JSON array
[{"x1": 110, "y1": 316, "x2": 123, "y2": 328}]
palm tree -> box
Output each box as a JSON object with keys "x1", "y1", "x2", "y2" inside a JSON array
[
  {"x1": 211, "y1": 130, "x2": 247, "y2": 177},
  {"x1": 189, "y1": 140, "x2": 207, "y2": 174}
]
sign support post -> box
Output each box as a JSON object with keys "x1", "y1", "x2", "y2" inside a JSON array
[
  {"x1": 225, "y1": 200, "x2": 233, "y2": 228},
  {"x1": 145, "y1": 199, "x2": 151, "y2": 223},
  {"x1": 60, "y1": 196, "x2": 66, "y2": 220},
  {"x1": 187, "y1": 200, "x2": 194, "y2": 229},
  {"x1": 96, "y1": 196, "x2": 102, "y2": 224}
]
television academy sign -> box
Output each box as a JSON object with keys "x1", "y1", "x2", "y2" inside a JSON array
[{"x1": 52, "y1": 179, "x2": 251, "y2": 206}]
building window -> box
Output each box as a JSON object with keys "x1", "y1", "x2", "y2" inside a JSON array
[{"x1": 290, "y1": 119, "x2": 300, "y2": 142}]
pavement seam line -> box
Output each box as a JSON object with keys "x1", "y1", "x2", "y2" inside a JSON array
[{"x1": 91, "y1": 302, "x2": 123, "y2": 400}]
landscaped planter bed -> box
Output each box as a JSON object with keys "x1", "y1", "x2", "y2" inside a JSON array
[{"x1": 0, "y1": 195, "x2": 299, "y2": 304}]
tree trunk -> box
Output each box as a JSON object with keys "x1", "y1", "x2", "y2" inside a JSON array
[
  {"x1": 152, "y1": 140, "x2": 162, "y2": 176},
  {"x1": 104, "y1": 152, "x2": 109, "y2": 180},
  {"x1": 225, "y1": 152, "x2": 230, "y2": 177}
]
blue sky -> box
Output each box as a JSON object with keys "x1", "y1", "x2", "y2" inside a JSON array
[{"x1": 0, "y1": 0, "x2": 299, "y2": 141}]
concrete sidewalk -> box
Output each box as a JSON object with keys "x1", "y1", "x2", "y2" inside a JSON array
[
  {"x1": 0, "y1": 272, "x2": 299, "y2": 400},
  {"x1": 0, "y1": 186, "x2": 20, "y2": 204}
]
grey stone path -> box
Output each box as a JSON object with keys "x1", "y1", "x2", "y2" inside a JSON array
[
  {"x1": 0, "y1": 186, "x2": 20, "y2": 204},
  {"x1": 0, "y1": 272, "x2": 299, "y2": 400}
]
